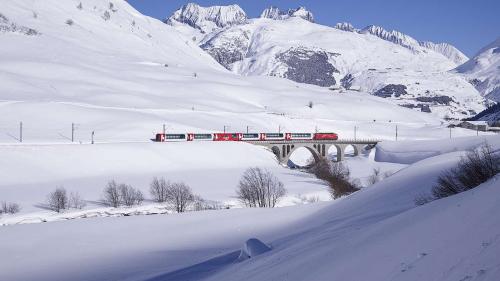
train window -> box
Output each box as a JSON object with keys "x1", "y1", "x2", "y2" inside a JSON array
[
  {"x1": 243, "y1": 133, "x2": 259, "y2": 138},
  {"x1": 231, "y1": 134, "x2": 238, "y2": 138},
  {"x1": 266, "y1": 133, "x2": 284, "y2": 138},
  {"x1": 194, "y1": 134, "x2": 212, "y2": 139},
  {"x1": 292, "y1": 133, "x2": 311, "y2": 137},
  {"x1": 165, "y1": 134, "x2": 185, "y2": 139}
]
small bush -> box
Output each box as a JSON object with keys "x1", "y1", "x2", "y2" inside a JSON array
[
  {"x1": 192, "y1": 195, "x2": 224, "y2": 211},
  {"x1": 102, "y1": 11, "x2": 110, "y2": 21},
  {"x1": 47, "y1": 187, "x2": 68, "y2": 213},
  {"x1": 165, "y1": 182, "x2": 194, "y2": 213},
  {"x1": 414, "y1": 193, "x2": 434, "y2": 206},
  {"x1": 1, "y1": 202, "x2": 21, "y2": 214},
  {"x1": 432, "y1": 144, "x2": 499, "y2": 199},
  {"x1": 367, "y1": 168, "x2": 381, "y2": 185},
  {"x1": 310, "y1": 158, "x2": 359, "y2": 199},
  {"x1": 77, "y1": 2, "x2": 83, "y2": 10},
  {"x1": 308, "y1": 101, "x2": 313, "y2": 108},
  {"x1": 65, "y1": 19, "x2": 74, "y2": 26},
  {"x1": 236, "y1": 167, "x2": 286, "y2": 208}
]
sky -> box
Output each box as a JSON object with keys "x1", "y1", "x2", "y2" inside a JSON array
[{"x1": 126, "y1": 0, "x2": 500, "y2": 57}]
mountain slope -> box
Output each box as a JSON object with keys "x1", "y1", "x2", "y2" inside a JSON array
[{"x1": 455, "y1": 37, "x2": 500, "y2": 102}]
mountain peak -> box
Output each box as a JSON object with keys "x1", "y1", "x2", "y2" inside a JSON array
[
  {"x1": 167, "y1": 3, "x2": 247, "y2": 33},
  {"x1": 334, "y1": 22, "x2": 356, "y2": 32},
  {"x1": 260, "y1": 6, "x2": 314, "y2": 23}
]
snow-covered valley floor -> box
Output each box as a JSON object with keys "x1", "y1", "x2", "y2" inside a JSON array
[{"x1": 1, "y1": 135, "x2": 499, "y2": 281}]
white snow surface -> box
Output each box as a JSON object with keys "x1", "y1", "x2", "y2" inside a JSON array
[
  {"x1": 1, "y1": 136, "x2": 499, "y2": 281},
  {"x1": 456, "y1": 37, "x2": 500, "y2": 102}
]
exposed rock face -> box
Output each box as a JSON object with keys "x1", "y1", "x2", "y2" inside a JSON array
[
  {"x1": 416, "y1": 95, "x2": 453, "y2": 105},
  {"x1": 334, "y1": 22, "x2": 356, "y2": 32},
  {"x1": 0, "y1": 13, "x2": 39, "y2": 36},
  {"x1": 260, "y1": 6, "x2": 314, "y2": 23},
  {"x1": 360, "y1": 25, "x2": 419, "y2": 51},
  {"x1": 467, "y1": 103, "x2": 500, "y2": 123},
  {"x1": 374, "y1": 84, "x2": 408, "y2": 98},
  {"x1": 276, "y1": 47, "x2": 339, "y2": 87},
  {"x1": 200, "y1": 28, "x2": 250, "y2": 69},
  {"x1": 340, "y1": 74, "x2": 354, "y2": 89},
  {"x1": 167, "y1": 3, "x2": 247, "y2": 33}
]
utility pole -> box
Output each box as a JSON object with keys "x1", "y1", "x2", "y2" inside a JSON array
[
  {"x1": 354, "y1": 126, "x2": 357, "y2": 141},
  {"x1": 223, "y1": 125, "x2": 227, "y2": 133},
  {"x1": 278, "y1": 125, "x2": 281, "y2": 133},
  {"x1": 449, "y1": 127, "x2": 452, "y2": 139},
  {"x1": 315, "y1": 126, "x2": 318, "y2": 133},
  {"x1": 246, "y1": 126, "x2": 249, "y2": 134},
  {"x1": 19, "y1": 121, "x2": 23, "y2": 143},
  {"x1": 71, "y1": 123, "x2": 75, "y2": 142},
  {"x1": 163, "y1": 124, "x2": 166, "y2": 135},
  {"x1": 395, "y1": 125, "x2": 398, "y2": 141},
  {"x1": 476, "y1": 127, "x2": 479, "y2": 136},
  {"x1": 91, "y1": 131, "x2": 95, "y2": 144}
]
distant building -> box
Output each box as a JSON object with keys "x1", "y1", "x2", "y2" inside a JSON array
[{"x1": 456, "y1": 121, "x2": 489, "y2": 131}]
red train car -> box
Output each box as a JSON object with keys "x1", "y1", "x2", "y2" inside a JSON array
[
  {"x1": 213, "y1": 133, "x2": 242, "y2": 141},
  {"x1": 313, "y1": 133, "x2": 338, "y2": 140}
]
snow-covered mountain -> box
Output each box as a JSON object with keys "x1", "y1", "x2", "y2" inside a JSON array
[
  {"x1": 166, "y1": 3, "x2": 247, "y2": 34},
  {"x1": 455, "y1": 37, "x2": 500, "y2": 102},
  {"x1": 167, "y1": 4, "x2": 482, "y2": 119},
  {"x1": 260, "y1": 6, "x2": 315, "y2": 23}
]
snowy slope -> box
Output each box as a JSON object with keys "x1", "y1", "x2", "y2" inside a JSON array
[
  {"x1": 455, "y1": 37, "x2": 500, "y2": 102},
  {"x1": 197, "y1": 17, "x2": 483, "y2": 119},
  {"x1": 1, "y1": 136, "x2": 499, "y2": 281},
  {"x1": 166, "y1": 4, "x2": 479, "y2": 119}
]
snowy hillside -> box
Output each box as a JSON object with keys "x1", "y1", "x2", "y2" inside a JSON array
[
  {"x1": 1, "y1": 135, "x2": 499, "y2": 281},
  {"x1": 167, "y1": 4, "x2": 482, "y2": 119},
  {"x1": 455, "y1": 37, "x2": 500, "y2": 102}
]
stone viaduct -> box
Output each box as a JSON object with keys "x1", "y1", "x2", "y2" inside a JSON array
[{"x1": 246, "y1": 139, "x2": 379, "y2": 165}]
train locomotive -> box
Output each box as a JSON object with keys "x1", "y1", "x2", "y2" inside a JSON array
[{"x1": 154, "y1": 132, "x2": 338, "y2": 142}]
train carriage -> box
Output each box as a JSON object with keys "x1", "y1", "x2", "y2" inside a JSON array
[
  {"x1": 261, "y1": 133, "x2": 285, "y2": 141},
  {"x1": 213, "y1": 133, "x2": 242, "y2": 141},
  {"x1": 313, "y1": 132, "x2": 338, "y2": 140},
  {"x1": 155, "y1": 133, "x2": 187, "y2": 142}
]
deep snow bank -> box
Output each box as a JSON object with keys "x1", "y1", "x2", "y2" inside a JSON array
[{"x1": 375, "y1": 135, "x2": 500, "y2": 164}]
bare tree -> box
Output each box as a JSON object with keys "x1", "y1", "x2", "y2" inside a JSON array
[
  {"x1": 165, "y1": 182, "x2": 194, "y2": 213},
  {"x1": 69, "y1": 191, "x2": 86, "y2": 209},
  {"x1": 236, "y1": 167, "x2": 286, "y2": 208},
  {"x1": 1, "y1": 202, "x2": 21, "y2": 214},
  {"x1": 119, "y1": 184, "x2": 144, "y2": 206},
  {"x1": 47, "y1": 187, "x2": 68, "y2": 213},
  {"x1": 150, "y1": 177, "x2": 169, "y2": 203},
  {"x1": 103, "y1": 180, "x2": 121, "y2": 207}
]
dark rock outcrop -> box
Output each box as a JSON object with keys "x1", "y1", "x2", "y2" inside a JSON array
[
  {"x1": 374, "y1": 84, "x2": 408, "y2": 98},
  {"x1": 276, "y1": 47, "x2": 339, "y2": 87}
]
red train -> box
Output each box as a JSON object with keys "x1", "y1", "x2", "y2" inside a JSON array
[{"x1": 154, "y1": 132, "x2": 338, "y2": 142}]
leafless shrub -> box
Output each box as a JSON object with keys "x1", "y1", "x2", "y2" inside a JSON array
[
  {"x1": 165, "y1": 182, "x2": 194, "y2": 213},
  {"x1": 432, "y1": 144, "x2": 499, "y2": 199},
  {"x1": 103, "y1": 180, "x2": 121, "y2": 207},
  {"x1": 193, "y1": 72, "x2": 197, "y2": 78},
  {"x1": 367, "y1": 168, "x2": 381, "y2": 185},
  {"x1": 414, "y1": 193, "x2": 434, "y2": 206},
  {"x1": 119, "y1": 184, "x2": 144, "y2": 206},
  {"x1": 310, "y1": 158, "x2": 359, "y2": 199},
  {"x1": 47, "y1": 187, "x2": 68, "y2": 213},
  {"x1": 308, "y1": 101, "x2": 313, "y2": 108},
  {"x1": 192, "y1": 195, "x2": 224, "y2": 211},
  {"x1": 65, "y1": 19, "x2": 74, "y2": 26},
  {"x1": 102, "y1": 11, "x2": 110, "y2": 21},
  {"x1": 69, "y1": 191, "x2": 86, "y2": 209},
  {"x1": 150, "y1": 177, "x2": 169, "y2": 203},
  {"x1": 77, "y1": 2, "x2": 83, "y2": 10},
  {"x1": 32, "y1": 11, "x2": 38, "y2": 18},
  {"x1": 236, "y1": 167, "x2": 287, "y2": 208},
  {"x1": 109, "y1": 2, "x2": 117, "y2": 12},
  {"x1": 1, "y1": 202, "x2": 21, "y2": 214}
]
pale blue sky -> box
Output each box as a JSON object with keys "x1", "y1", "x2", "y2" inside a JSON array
[{"x1": 126, "y1": 0, "x2": 500, "y2": 57}]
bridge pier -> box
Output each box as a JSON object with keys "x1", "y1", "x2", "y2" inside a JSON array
[{"x1": 249, "y1": 140, "x2": 376, "y2": 165}]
